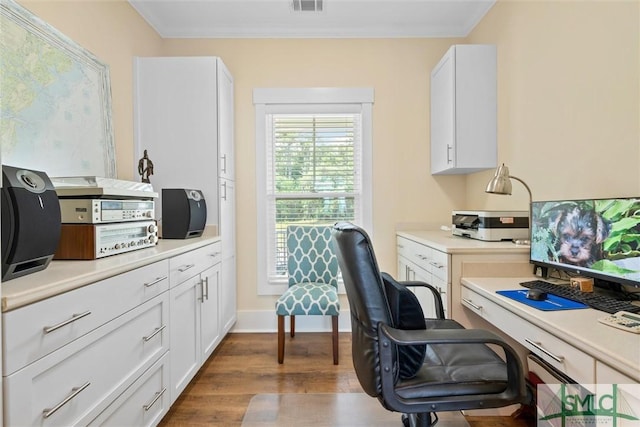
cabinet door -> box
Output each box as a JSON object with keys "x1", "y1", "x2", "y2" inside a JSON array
[
  {"x1": 134, "y1": 56, "x2": 219, "y2": 224},
  {"x1": 430, "y1": 45, "x2": 496, "y2": 175},
  {"x1": 430, "y1": 48, "x2": 455, "y2": 174},
  {"x1": 169, "y1": 275, "x2": 202, "y2": 402},
  {"x1": 200, "y1": 264, "x2": 221, "y2": 360},
  {"x1": 397, "y1": 256, "x2": 409, "y2": 281},
  {"x1": 220, "y1": 178, "x2": 237, "y2": 333},
  {"x1": 217, "y1": 59, "x2": 234, "y2": 181},
  {"x1": 407, "y1": 264, "x2": 438, "y2": 320}
]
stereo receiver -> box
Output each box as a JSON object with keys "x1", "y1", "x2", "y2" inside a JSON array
[
  {"x1": 59, "y1": 199, "x2": 155, "y2": 224},
  {"x1": 54, "y1": 220, "x2": 158, "y2": 260}
]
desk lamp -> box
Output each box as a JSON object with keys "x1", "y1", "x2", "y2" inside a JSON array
[{"x1": 485, "y1": 163, "x2": 532, "y2": 245}]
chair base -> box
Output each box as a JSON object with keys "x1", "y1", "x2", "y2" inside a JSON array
[
  {"x1": 277, "y1": 314, "x2": 339, "y2": 365},
  {"x1": 402, "y1": 412, "x2": 469, "y2": 427}
]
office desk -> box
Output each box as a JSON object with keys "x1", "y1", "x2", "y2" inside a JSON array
[{"x1": 460, "y1": 277, "x2": 640, "y2": 385}]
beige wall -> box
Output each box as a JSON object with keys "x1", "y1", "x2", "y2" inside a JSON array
[
  {"x1": 14, "y1": 0, "x2": 640, "y2": 317},
  {"x1": 20, "y1": 0, "x2": 164, "y2": 178},
  {"x1": 466, "y1": 0, "x2": 639, "y2": 210},
  {"x1": 160, "y1": 38, "x2": 468, "y2": 310}
]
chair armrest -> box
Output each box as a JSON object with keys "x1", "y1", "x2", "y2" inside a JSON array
[
  {"x1": 380, "y1": 323, "x2": 508, "y2": 346},
  {"x1": 377, "y1": 323, "x2": 528, "y2": 413},
  {"x1": 381, "y1": 272, "x2": 445, "y2": 319}
]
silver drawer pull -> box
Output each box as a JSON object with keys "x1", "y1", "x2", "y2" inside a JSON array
[
  {"x1": 525, "y1": 338, "x2": 565, "y2": 363},
  {"x1": 42, "y1": 381, "x2": 90, "y2": 419},
  {"x1": 208, "y1": 252, "x2": 221, "y2": 257},
  {"x1": 143, "y1": 387, "x2": 167, "y2": 411},
  {"x1": 43, "y1": 311, "x2": 92, "y2": 334},
  {"x1": 144, "y1": 275, "x2": 168, "y2": 287},
  {"x1": 178, "y1": 264, "x2": 195, "y2": 272},
  {"x1": 462, "y1": 298, "x2": 482, "y2": 311},
  {"x1": 143, "y1": 325, "x2": 167, "y2": 342}
]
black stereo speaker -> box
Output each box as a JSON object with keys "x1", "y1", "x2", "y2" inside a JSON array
[
  {"x1": 1, "y1": 165, "x2": 61, "y2": 281},
  {"x1": 162, "y1": 189, "x2": 207, "y2": 239}
]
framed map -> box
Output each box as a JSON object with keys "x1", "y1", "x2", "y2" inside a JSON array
[{"x1": 0, "y1": 0, "x2": 115, "y2": 178}]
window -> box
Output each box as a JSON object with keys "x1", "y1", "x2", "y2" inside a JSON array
[{"x1": 254, "y1": 88, "x2": 373, "y2": 295}]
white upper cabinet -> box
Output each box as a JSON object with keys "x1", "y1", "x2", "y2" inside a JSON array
[
  {"x1": 134, "y1": 56, "x2": 225, "y2": 225},
  {"x1": 430, "y1": 45, "x2": 497, "y2": 175}
]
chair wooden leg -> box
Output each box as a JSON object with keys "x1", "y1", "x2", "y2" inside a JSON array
[
  {"x1": 277, "y1": 315, "x2": 285, "y2": 364},
  {"x1": 290, "y1": 315, "x2": 295, "y2": 337},
  {"x1": 332, "y1": 315, "x2": 339, "y2": 365}
]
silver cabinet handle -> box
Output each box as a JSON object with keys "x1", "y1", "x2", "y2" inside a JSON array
[
  {"x1": 178, "y1": 264, "x2": 195, "y2": 272},
  {"x1": 42, "y1": 381, "x2": 90, "y2": 418},
  {"x1": 221, "y1": 181, "x2": 227, "y2": 201},
  {"x1": 142, "y1": 325, "x2": 166, "y2": 342},
  {"x1": 446, "y1": 144, "x2": 453, "y2": 163},
  {"x1": 143, "y1": 387, "x2": 167, "y2": 411},
  {"x1": 221, "y1": 154, "x2": 227, "y2": 174},
  {"x1": 462, "y1": 298, "x2": 482, "y2": 311},
  {"x1": 43, "y1": 311, "x2": 92, "y2": 334},
  {"x1": 144, "y1": 275, "x2": 168, "y2": 288},
  {"x1": 204, "y1": 276, "x2": 209, "y2": 301},
  {"x1": 525, "y1": 338, "x2": 565, "y2": 363}
]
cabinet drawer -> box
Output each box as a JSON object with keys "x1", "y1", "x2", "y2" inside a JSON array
[
  {"x1": 461, "y1": 285, "x2": 595, "y2": 384},
  {"x1": 89, "y1": 352, "x2": 170, "y2": 427},
  {"x1": 4, "y1": 293, "x2": 169, "y2": 427},
  {"x1": 429, "y1": 249, "x2": 449, "y2": 282},
  {"x1": 397, "y1": 237, "x2": 449, "y2": 282},
  {"x1": 2, "y1": 260, "x2": 169, "y2": 375},
  {"x1": 169, "y1": 241, "x2": 222, "y2": 285}
]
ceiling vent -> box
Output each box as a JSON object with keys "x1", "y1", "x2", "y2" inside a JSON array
[{"x1": 292, "y1": 0, "x2": 323, "y2": 12}]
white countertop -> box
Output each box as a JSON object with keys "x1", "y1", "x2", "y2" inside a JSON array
[
  {"x1": 461, "y1": 276, "x2": 640, "y2": 382},
  {"x1": 397, "y1": 229, "x2": 530, "y2": 254},
  {"x1": 1, "y1": 228, "x2": 220, "y2": 312}
]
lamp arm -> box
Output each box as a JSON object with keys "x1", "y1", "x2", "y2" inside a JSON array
[
  {"x1": 510, "y1": 175, "x2": 533, "y2": 244},
  {"x1": 509, "y1": 175, "x2": 532, "y2": 204}
]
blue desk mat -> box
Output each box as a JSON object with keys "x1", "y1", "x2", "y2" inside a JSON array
[{"x1": 496, "y1": 289, "x2": 588, "y2": 311}]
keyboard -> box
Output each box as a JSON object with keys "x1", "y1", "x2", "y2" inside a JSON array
[{"x1": 520, "y1": 280, "x2": 640, "y2": 314}]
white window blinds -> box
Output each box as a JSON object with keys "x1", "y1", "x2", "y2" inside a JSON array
[{"x1": 266, "y1": 113, "x2": 362, "y2": 278}]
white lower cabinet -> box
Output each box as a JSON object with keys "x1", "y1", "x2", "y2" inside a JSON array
[
  {"x1": 397, "y1": 236, "x2": 449, "y2": 318},
  {"x1": 3, "y1": 293, "x2": 169, "y2": 426},
  {"x1": 169, "y1": 243, "x2": 222, "y2": 403},
  {"x1": 2, "y1": 239, "x2": 231, "y2": 427}
]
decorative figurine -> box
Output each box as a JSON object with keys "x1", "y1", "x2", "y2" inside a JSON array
[{"x1": 138, "y1": 149, "x2": 154, "y2": 183}]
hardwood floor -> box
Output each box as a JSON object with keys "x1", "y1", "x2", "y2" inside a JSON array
[{"x1": 159, "y1": 333, "x2": 534, "y2": 427}]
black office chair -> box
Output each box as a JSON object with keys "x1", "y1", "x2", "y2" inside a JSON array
[{"x1": 331, "y1": 222, "x2": 530, "y2": 427}]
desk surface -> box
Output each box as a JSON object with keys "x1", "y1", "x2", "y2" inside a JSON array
[
  {"x1": 397, "y1": 230, "x2": 530, "y2": 254},
  {"x1": 461, "y1": 277, "x2": 640, "y2": 383}
]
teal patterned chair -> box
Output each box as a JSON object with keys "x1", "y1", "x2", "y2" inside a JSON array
[{"x1": 276, "y1": 225, "x2": 340, "y2": 364}]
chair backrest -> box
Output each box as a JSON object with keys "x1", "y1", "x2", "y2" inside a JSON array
[
  {"x1": 330, "y1": 222, "x2": 394, "y2": 397},
  {"x1": 287, "y1": 225, "x2": 339, "y2": 288}
]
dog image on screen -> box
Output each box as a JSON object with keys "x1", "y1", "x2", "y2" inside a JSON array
[{"x1": 550, "y1": 206, "x2": 611, "y2": 268}]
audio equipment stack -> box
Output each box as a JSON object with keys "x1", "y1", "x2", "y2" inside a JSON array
[{"x1": 51, "y1": 176, "x2": 160, "y2": 260}]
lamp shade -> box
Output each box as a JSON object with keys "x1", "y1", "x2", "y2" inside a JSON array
[{"x1": 485, "y1": 163, "x2": 512, "y2": 195}]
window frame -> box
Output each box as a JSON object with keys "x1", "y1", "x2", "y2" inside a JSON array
[{"x1": 254, "y1": 87, "x2": 374, "y2": 295}]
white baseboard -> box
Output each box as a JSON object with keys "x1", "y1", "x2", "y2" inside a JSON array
[{"x1": 230, "y1": 309, "x2": 352, "y2": 333}]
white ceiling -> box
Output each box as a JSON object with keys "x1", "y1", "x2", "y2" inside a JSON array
[{"x1": 128, "y1": 0, "x2": 496, "y2": 39}]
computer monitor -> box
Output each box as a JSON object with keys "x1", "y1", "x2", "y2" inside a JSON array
[{"x1": 530, "y1": 197, "x2": 640, "y2": 290}]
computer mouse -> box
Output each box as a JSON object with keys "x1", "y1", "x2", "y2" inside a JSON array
[{"x1": 526, "y1": 289, "x2": 548, "y2": 301}]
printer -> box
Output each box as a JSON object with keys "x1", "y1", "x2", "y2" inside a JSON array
[{"x1": 452, "y1": 210, "x2": 529, "y2": 241}]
